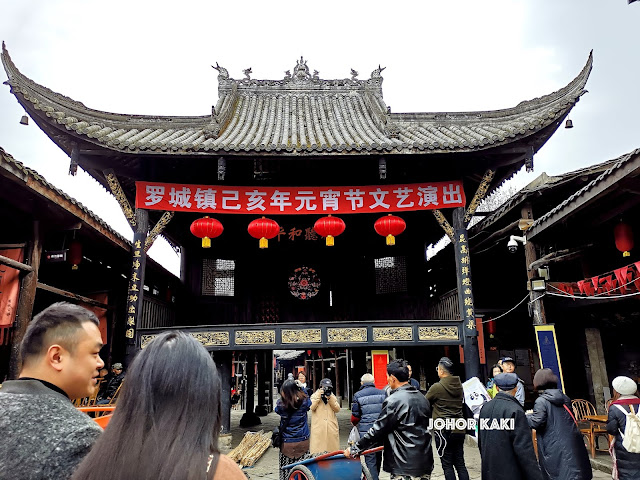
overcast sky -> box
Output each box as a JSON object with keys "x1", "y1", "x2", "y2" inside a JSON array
[{"x1": 1, "y1": 0, "x2": 638, "y2": 275}]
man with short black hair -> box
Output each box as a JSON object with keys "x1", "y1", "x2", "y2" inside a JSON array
[
  {"x1": 345, "y1": 359, "x2": 434, "y2": 480},
  {"x1": 478, "y1": 373, "x2": 542, "y2": 480},
  {"x1": 0, "y1": 302, "x2": 104, "y2": 479}
]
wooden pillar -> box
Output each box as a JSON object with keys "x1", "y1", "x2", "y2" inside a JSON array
[
  {"x1": 256, "y1": 350, "x2": 271, "y2": 416},
  {"x1": 585, "y1": 328, "x2": 609, "y2": 414},
  {"x1": 9, "y1": 221, "x2": 42, "y2": 379},
  {"x1": 453, "y1": 208, "x2": 481, "y2": 381},
  {"x1": 215, "y1": 351, "x2": 232, "y2": 434},
  {"x1": 240, "y1": 351, "x2": 261, "y2": 427},
  {"x1": 334, "y1": 351, "x2": 341, "y2": 400},
  {"x1": 312, "y1": 352, "x2": 318, "y2": 391},
  {"x1": 124, "y1": 208, "x2": 149, "y2": 368},
  {"x1": 522, "y1": 204, "x2": 547, "y2": 326}
]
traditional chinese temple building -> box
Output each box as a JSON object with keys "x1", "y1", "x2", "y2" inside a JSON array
[{"x1": 2, "y1": 43, "x2": 591, "y2": 429}]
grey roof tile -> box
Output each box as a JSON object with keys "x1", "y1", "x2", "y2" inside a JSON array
[{"x1": 2, "y1": 45, "x2": 592, "y2": 156}]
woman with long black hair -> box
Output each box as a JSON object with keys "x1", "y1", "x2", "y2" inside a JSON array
[
  {"x1": 71, "y1": 331, "x2": 245, "y2": 480},
  {"x1": 275, "y1": 379, "x2": 311, "y2": 480}
]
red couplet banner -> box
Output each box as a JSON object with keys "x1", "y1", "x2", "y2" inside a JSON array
[
  {"x1": 135, "y1": 180, "x2": 465, "y2": 215},
  {"x1": 372, "y1": 350, "x2": 390, "y2": 390}
]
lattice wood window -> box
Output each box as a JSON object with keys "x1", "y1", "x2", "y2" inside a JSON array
[
  {"x1": 374, "y1": 256, "x2": 407, "y2": 294},
  {"x1": 202, "y1": 259, "x2": 235, "y2": 296}
]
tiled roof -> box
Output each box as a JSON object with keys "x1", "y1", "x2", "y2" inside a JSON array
[
  {"x1": 529, "y1": 148, "x2": 640, "y2": 234},
  {"x1": 0, "y1": 146, "x2": 130, "y2": 250},
  {"x1": 2, "y1": 45, "x2": 592, "y2": 156}
]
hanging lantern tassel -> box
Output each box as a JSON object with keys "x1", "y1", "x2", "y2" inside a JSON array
[
  {"x1": 374, "y1": 214, "x2": 406, "y2": 246},
  {"x1": 248, "y1": 217, "x2": 280, "y2": 249},
  {"x1": 190, "y1": 216, "x2": 224, "y2": 249},
  {"x1": 314, "y1": 215, "x2": 346, "y2": 247}
]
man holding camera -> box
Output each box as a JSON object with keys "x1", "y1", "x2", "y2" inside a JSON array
[{"x1": 310, "y1": 378, "x2": 340, "y2": 453}]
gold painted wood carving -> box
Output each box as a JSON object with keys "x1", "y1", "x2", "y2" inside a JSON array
[
  {"x1": 282, "y1": 329, "x2": 322, "y2": 344},
  {"x1": 144, "y1": 211, "x2": 174, "y2": 252},
  {"x1": 140, "y1": 334, "x2": 157, "y2": 349},
  {"x1": 373, "y1": 327, "x2": 413, "y2": 342},
  {"x1": 104, "y1": 170, "x2": 136, "y2": 228},
  {"x1": 418, "y1": 326, "x2": 459, "y2": 341},
  {"x1": 464, "y1": 169, "x2": 495, "y2": 225},
  {"x1": 327, "y1": 327, "x2": 367, "y2": 343},
  {"x1": 432, "y1": 210, "x2": 455, "y2": 242},
  {"x1": 190, "y1": 331, "x2": 230, "y2": 346},
  {"x1": 235, "y1": 330, "x2": 276, "y2": 345}
]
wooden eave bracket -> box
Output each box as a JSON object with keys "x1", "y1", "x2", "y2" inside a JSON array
[
  {"x1": 103, "y1": 169, "x2": 136, "y2": 229},
  {"x1": 144, "y1": 211, "x2": 174, "y2": 253},
  {"x1": 432, "y1": 210, "x2": 455, "y2": 243},
  {"x1": 464, "y1": 169, "x2": 495, "y2": 227}
]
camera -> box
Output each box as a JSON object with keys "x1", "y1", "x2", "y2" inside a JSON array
[
  {"x1": 322, "y1": 386, "x2": 332, "y2": 396},
  {"x1": 507, "y1": 235, "x2": 525, "y2": 253}
]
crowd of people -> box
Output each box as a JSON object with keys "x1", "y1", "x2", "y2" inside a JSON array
[{"x1": 1, "y1": 300, "x2": 639, "y2": 480}]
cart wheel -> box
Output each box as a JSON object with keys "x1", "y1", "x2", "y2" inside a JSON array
[{"x1": 288, "y1": 464, "x2": 315, "y2": 480}]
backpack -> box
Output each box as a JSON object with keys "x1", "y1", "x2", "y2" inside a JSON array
[{"x1": 615, "y1": 404, "x2": 640, "y2": 453}]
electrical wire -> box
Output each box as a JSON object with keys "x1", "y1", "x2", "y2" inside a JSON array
[
  {"x1": 480, "y1": 294, "x2": 530, "y2": 323},
  {"x1": 546, "y1": 289, "x2": 640, "y2": 300}
]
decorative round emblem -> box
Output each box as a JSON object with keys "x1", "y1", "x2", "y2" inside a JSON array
[{"x1": 288, "y1": 266, "x2": 321, "y2": 300}]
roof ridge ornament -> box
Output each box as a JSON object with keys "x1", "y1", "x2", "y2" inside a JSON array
[
  {"x1": 243, "y1": 68, "x2": 252, "y2": 80},
  {"x1": 292, "y1": 56, "x2": 311, "y2": 83},
  {"x1": 212, "y1": 62, "x2": 229, "y2": 80}
]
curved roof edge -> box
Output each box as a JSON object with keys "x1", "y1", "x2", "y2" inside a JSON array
[{"x1": 1, "y1": 42, "x2": 592, "y2": 156}]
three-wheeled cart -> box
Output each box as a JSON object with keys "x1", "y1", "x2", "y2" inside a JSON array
[{"x1": 283, "y1": 447, "x2": 384, "y2": 480}]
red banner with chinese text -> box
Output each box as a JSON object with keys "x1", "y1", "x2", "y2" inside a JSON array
[
  {"x1": 135, "y1": 181, "x2": 465, "y2": 215},
  {"x1": 0, "y1": 248, "x2": 23, "y2": 327},
  {"x1": 372, "y1": 350, "x2": 389, "y2": 390}
]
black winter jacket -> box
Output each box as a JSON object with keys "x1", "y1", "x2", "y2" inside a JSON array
[
  {"x1": 351, "y1": 382, "x2": 386, "y2": 435},
  {"x1": 478, "y1": 392, "x2": 542, "y2": 480},
  {"x1": 354, "y1": 384, "x2": 434, "y2": 477},
  {"x1": 275, "y1": 397, "x2": 311, "y2": 443},
  {"x1": 526, "y1": 389, "x2": 592, "y2": 480},
  {"x1": 607, "y1": 399, "x2": 640, "y2": 480}
]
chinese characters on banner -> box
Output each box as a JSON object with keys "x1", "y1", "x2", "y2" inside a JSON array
[
  {"x1": 135, "y1": 181, "x2": 465, "y2": 214},
  {"x1": 0, "y1": 248, "x2": 23, "y2": 344},
  {"x1": 125, "y1": 236, "x2": 145, "y2": 343},
  {"x1": 456, "y1": 231, "x2": 478, "y2": 337}
]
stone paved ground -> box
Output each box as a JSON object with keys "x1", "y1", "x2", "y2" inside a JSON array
[{"x1": 228, "y1": 408, "x2": 611, "y2": 479}]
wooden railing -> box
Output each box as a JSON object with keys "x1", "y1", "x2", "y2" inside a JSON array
[
  {"x1": 427, "y1": 289, "x2": 460, "y2": 320},
  {"x1": 140, "y1": 296, "x2": 175, "y2": 329}
]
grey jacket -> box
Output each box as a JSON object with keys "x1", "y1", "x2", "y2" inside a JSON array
[{"x1": 0, "y1": 379, "x2": 102, "y2": 479}]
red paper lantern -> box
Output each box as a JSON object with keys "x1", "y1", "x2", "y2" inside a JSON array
[
  {"x1": 486, "y1": 319, "x2": 496, "y2": 337},
  {"x1": 190, "y1": 216, "x2": 223, "y2": 248},
  {"x1": 614, "y1": 221, "x2": 634, "y2": 257},
  {"x1": 313, "y1": 215, "x2": 346, "y2": 246},
  {"x1": 248, "y1": 217, "x2": 280, "y2": 249},
  {"x1": 68, "y1": 239, "x2": 82, "y2": 270},
  {"x1": 374, "y1": 214, "x2": 406, "y2": 246}
]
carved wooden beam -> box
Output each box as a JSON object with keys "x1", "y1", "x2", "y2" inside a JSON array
[
  {"x1": 432, "y1": 210, "x2": 455, "y2": 242},
  {"x1": 144, "y1": 211, "x2": 174, "y2": 252},
  {"x1": 464, "y1": 169, "x2": 495, "y2": 226},
  {"x1": 103, "y1": 169, "x2": 136, "y2": 229}
]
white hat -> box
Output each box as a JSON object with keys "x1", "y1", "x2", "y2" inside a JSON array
[{"x1": 612, "y1": 376, "x2": 638, "y2": 396}]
